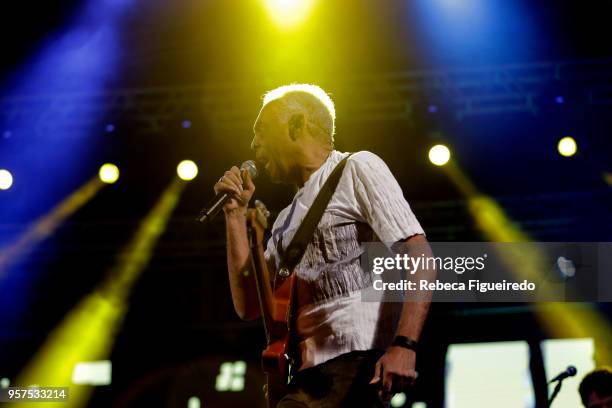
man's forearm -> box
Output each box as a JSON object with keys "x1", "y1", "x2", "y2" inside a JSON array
[
  {"x1": 395, "y1": 299, "x2": 431, "y2": 341},
  {"x1": 225, "y1": 209, "x2": 261, "y2": 320},
  {"x1": 394, "y1": 235, "x2": 436, "y2": 341}
]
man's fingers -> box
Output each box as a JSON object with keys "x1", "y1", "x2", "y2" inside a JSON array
[
  {"x1": 390, "y1": 375, "x2": 409, "y2": 394},
  {"x1": 229, "y1": 165, "x2": 241, "y2": 177},
  {"x1": 369, "y1": 361, "x2": 382, "y2": 384},
  {"x1": 389, "y1": 370, "x2": 418, "y2": 394},
  {"x1": 382, "y1": 370, "x2": 393, "y2": 394},
  {"x1": 229, "y1": 166, "x2": 243, "y2": 187},
  {"x1": 242, "y1": 169, "x2": 255, "y2": 192},
  {"x1": 215, "y1": 180, "x2": 241, "y2": 196},
  {"x1": 224, "y1": 170, "x2": 243, "y2": 192}
]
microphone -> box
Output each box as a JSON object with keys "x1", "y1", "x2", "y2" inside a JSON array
[
  {"x1": 196, "y1": 160, "x2": 258, "y2": 224},
  {"x1": 549, "y1": 366, "x2": 577, "y2": 383}
]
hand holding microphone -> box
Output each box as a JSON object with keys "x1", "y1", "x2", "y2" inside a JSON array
[{"x1": 197, "y1": 160, "x2": 257, "y2": 223}]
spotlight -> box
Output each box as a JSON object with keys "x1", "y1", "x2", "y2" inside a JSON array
[
  {"x1": 428, "y1": 144, "x2": 451, "y2": 166},
  {"x1": 0, "y1": 169, "x2": 13, "y2": 190},
  {"x1": 427, "y1": 104, "x2": 438, "y2": 113},
  {"x1": 105, "y1": 124, "x2": 115, "y2": 133},
  {"x1": 99, "y1": 163, "x2": 119, "y2": 184},
  {"x1": 177, "y1": 160, "x2": 198, "y2": 181},
  {"x1": 263, "y1": 0, "x2": 315, "y2": 30},
  {"x1": 182, "y1": 120, "x2": 192, "y2": 129},
  {"x1": 557, "y1": 136, "x2": 577, "y2": 157},
  {"x1": 555, "y1": 96, "x2": 564, "y2": 104}
]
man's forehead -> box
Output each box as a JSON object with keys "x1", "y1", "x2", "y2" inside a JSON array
[{"x1": 253, "y1": 103, "x2": 277, "y2": 131}]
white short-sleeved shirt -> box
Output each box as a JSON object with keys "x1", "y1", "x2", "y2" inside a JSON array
[{"x1": 264, "y1": 150, "x2": 424, "y2": 370}]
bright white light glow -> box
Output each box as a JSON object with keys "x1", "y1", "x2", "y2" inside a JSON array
[
  {"x1": 390, "y1": 392, "x2": 406, "y2": 407},
  {"x1": 99, "y1": 163, "x2": 119, "y2": 184},
  {"x1": 0, "y1": 169, "x2": 13, "y2": 190},
  {"x1": 262, "y1": 0, "x2": 316, "y2": 30},
  {"x1": 215, "y1": 361, "x2": 246, "y2": 392},
  {"x1": 177, "y1": 160, "x2": 198, "y2": 181},
  {"x1": 558, "y1": 136, "x2": 577, "y2": 157},
  {"x1": 428, "y1": 144, "x2": 451, "y2": 166},
  {"x1": 541, "y1": 338, "x2": 595, "y2": 408},
  {"x1": 72, "y1": 360, "x2": 112, "y2": 385},
  {"x1": 446, "y1": 341, "x2": 533, "y2": 408},
  {"x1": 187, "y1": 396, "x2": 201, "y2": 408}
]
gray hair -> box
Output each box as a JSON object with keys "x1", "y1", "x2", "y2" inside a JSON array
[{"x1": 262, "y1": 83, "x2": 335, "y2": 147}]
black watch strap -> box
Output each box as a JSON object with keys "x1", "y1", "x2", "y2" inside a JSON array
[{"x1": 392, "y1": 336, "x2": 419, "y2": 352}]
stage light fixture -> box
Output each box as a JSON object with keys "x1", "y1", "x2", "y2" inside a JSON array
[
  {"x1": 177, "y1": 160, "x2": 198, "y2": 181},
  {"x1": 99, "y1": 163, "x2": 119, "y2": 184},
  {"x1": 428, "y1": 144, "x2": 451, "y2": 166},
  {"x1": 0, "y1": 169, "x2": 13, "y2": 190},
  {"x1": 558, "y1": 136, "x2": 577, "y2": 157}
]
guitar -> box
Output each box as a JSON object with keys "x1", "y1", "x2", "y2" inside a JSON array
[{"x1": 247, "y1": 200, "x2": 298, "y2": 408}]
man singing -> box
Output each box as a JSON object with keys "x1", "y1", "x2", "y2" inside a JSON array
[{"x1": 215, "y1": 84, "x2": 434, "y2": 407}]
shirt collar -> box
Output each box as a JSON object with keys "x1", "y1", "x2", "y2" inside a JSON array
[{"x1": 297, "y1": 150, "x2": 340, "y2": 194}]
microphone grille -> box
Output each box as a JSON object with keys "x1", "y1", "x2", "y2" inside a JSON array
[
  {"x1": 567, "y1": 366, "x2": 577, "y2": 376},
  {"x1": 240, "y1": 160, "x2": 258, "y2": 179}
]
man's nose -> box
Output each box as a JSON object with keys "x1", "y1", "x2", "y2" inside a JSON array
[{"x1": 250, "y1": 136, "x2": 259, "y2": 151}]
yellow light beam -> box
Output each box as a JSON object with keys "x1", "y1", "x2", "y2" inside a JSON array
[
  {"x1": 0, "y1": 177, "x2": 104, "y2": 277},
  {"x1": 443, "y1": 161, "x2": 612, "y2": 364},
  {"x1": 15, "y1": 177, "x2": 186, "y2": 408}
]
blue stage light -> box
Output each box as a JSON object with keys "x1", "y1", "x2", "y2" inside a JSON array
[{"x1": 0, "y1": 0, "x2": 134, "y2": 328}]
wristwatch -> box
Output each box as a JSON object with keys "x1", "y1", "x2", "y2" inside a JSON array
[{"x1": 392, "y1": 335, "x2": 419, "y2": 352}]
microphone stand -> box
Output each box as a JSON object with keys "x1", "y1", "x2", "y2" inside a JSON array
[{"x1": 547, "y1": 378, "x2": 565, "y2": 407}]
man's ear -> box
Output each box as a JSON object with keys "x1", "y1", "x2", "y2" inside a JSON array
[{"x1": 288, "y1": 113, "x2": 305, "y2": 141}]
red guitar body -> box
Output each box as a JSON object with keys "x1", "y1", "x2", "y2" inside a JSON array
[{"x1": 247, "y1": 201, "x2": 297, "y2": 408}]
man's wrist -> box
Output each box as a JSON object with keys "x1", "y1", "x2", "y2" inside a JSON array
[
  {"x1": 391, "y1": 335, "x2": 419, "y2": 352},
  {"x1": 224, "y1": 207, "x2": 247, "y2": 218}
]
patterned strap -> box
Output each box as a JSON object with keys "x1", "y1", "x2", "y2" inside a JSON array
[{"x1": 278, "y1": 153, "x2": 353, "y2": 276}]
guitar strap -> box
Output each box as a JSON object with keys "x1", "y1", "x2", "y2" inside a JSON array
[
  {"x1": 277, "y1": 152, "x2": 354, "y2": 276},
  {"x1": 274, "y1": 152, "x2": 353, "y2": 385}
]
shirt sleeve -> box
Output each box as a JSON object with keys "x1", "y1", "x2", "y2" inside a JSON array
[{"x1": 346, "y1": 151, "x2": 425, "y2": 244}]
